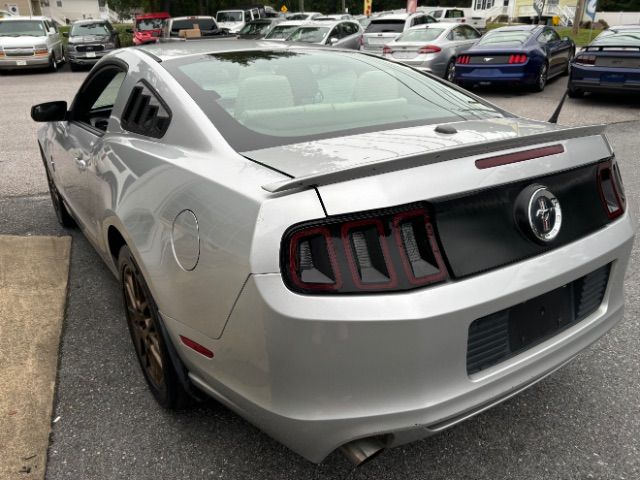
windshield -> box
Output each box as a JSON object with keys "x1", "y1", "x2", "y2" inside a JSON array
[
  {"x1": 164, "y1": 50, "x2": 503, "y2": 152},
  {"x1": 592, "y1": 32, "x2": 640, "y2": 46},
  {"x1": 217, "y1": 11, "x2": 243, "y2": 22},
  {"x1": 239, "y1": 21, "x2": 271, "y2": 35},
  {"x1": 477, "y1": 30, "x2": 532, "y2": 45},
  {"x1": 287, "y1": 26, "x2": 329, "y2": 43},
  {"x1": 397, "y1": 28, "x2": 444, "y2": 42},
  {"x1": 265, "y1": 25, "x2": 299, "y2": 39},
  {"x1": 0, "y1": 20, "x2": 46, "y2": 36},
  {"x1": 365, "y1": 20, "x2": 405, "y2": 34},
  {"x1": 71, "y1": 22, "x2": 110, "y2": 36},
  {"x1": 137, "y1": 18, "x2": 164, "y2": 30}
]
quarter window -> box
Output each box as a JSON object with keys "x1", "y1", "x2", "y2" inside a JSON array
[{"x1": 121, "y1": 82, "x2": 171, "y2": 139}]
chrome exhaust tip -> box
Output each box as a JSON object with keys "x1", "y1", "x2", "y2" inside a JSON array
[{"x1": 340, "y1": 436, "x2": 386, "y2": 466}]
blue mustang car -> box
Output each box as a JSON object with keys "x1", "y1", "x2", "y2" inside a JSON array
[
  {"x1": 569, "y1": 30, "x2": 640, "y2": 97},
  {"x1": 455, "y1": 25, "x2": 575, "y2": 92}
]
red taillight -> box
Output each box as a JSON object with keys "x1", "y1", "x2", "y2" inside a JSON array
[
  {"x1": 419, "y1": 45, "x2": 441, "y2": 54},
  {"x1": 283, "y1": 206, "x2": 448, "y2": 294},
  {"x1": 382, "y1": 45, "x2": 392, "y2": 55},
  {"x1": 597, "y1": 160, "x2": 626, "y2": 219},
  {"x1": 457, "y1": 55, "x2": 470, "y2": 64},
  {"x1": 180, "y1": 336, "x2": 214, "y2": 358},
  {"x1": 508, "y1": 54, "x2": 527, "y2": 64},
  {"x1": 576, "y1": 54, "x2": 596, "y2": 65}
]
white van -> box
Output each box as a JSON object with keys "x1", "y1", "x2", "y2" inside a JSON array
[
  {"x1": 216, "y1": 9, "x2": 261, "y2": 33},
  {"x1": 0, "y1": 16, "x2": 64, "y2": 72}
]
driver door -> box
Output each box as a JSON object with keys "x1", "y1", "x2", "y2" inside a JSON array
[{"x1": 53, "y1": 66, "x2": 126, "y2": 242}]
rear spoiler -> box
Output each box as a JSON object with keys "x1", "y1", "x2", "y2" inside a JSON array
[
  {"x1": 583, "y1": 45, "x2": 640, "y2": 51},
  {"x1": 261, "y1": 124, "x2": 606, "y2": 193}
]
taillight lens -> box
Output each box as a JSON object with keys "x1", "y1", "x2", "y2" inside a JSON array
[
  {"x1": 597, "y1": 160, "x2": 626, "y2": 219},
  {"x1": 419, "y1": 45, "x2": 441, "y2": 54},
  {"x1": 508, "y1": 54, "x2": 527, "y2": 64},
  {"x1": 575, "y1": 54, "x2": 596, "y2": 65},
  {"x1": 283, "y1": 206, "x2": 448, "y2": 294},
  {"x1": 457, "y1": 55, "x2": 470, "y2": 64},
  {"x1": 382, "y1": 45, "x2": 392, "y2": 55}
]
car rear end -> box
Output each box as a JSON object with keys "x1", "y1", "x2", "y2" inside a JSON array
[
  {"x1": 133, "y1": 13, "x2": 169, "y2": 45},
  {"x1": 570, "y1": 33, "x2": 640, "y2": 95},
  {"x1": 158, "y1": 47, "x2": 635, "y2": 464},
  {"x1": 361, "y1": 16, "x2": 407, "y2": 54},
  {"x1": 455, "y1": 28, "x2": 542, "y2": 87},
  {"x1": 382, "y1": 25, "x2": 450, "y2": 75}
]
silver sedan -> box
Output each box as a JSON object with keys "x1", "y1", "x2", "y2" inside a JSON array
[
  {"x1": 31, "y1": 39, "x2": 634, "y2": 466},
  {"x1": 383, "y1": 22, "x2": 481, "y2": 81},
  {"x1": 286, "y1": 19, "x2": 362, "y2": 49}
]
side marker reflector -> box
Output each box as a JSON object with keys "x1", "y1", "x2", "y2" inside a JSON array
[{"x1": 180, "y1": 335, "x2": 214, "y2": 358}]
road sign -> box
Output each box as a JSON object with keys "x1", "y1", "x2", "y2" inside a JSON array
[
  {"x1": 533, "y1": 0, "x2": 545, "y2": 17},
  {"x1": 363, "y1": 0, "x2": 372, "y2": 16},
  {"x1": 280, "y1": 5, "x2": 288, "y2": 13}
]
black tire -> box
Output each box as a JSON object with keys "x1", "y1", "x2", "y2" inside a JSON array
[
  {"x1": 531, "y1": 62, "x2": 548, "y2": 92},
  {"x1": 41, "y1": 153, "x2": 75, "y2": 228},
  {"x1": 562, "y1": 50, "x2": 574, "y2": 76},
  {"x1": 48, "y1": 54, "x2": 59, "y2": 73},
  {"x1": 444, "y1": 58, "x2": 456, "y2": 83},
  {"x1": 118, "y1": 246, "x2": 191, "y2": 410},
  {"x1": 568, "y1": 87, "x2": 584, "y2": 98}
]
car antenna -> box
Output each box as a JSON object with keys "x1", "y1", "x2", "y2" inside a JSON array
[{"x1": 548, "y1": 89, "x2": 568, "y2": 124}]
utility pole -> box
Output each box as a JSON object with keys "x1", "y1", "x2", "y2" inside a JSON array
[
  {"x1": 299, "y1": 0, "x2": 304, "y2": 12},
  {"x1": 342, "y1": 0, "x2": 346, "y2": 13},
  {"x1": 572, "y1": 0, "x2": 585, "y2": 34}
]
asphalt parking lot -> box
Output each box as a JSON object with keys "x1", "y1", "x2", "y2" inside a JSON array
[{"x1": 1, "y1": 67, "x2": 639, "y2": 480}]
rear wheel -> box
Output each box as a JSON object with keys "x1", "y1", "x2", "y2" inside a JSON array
[
  {"x1": 119, "y1": 246, "x2": 191, "y2": 409},
  {"x1": 444, "y1": 59, "x2": 456, "y2": 82},
  {"x1": 532, "y1": 62, "x2": 548, "y2": 92},
  {"x1": 568, "y1": 87, "x2": 584, "y2": 98}
]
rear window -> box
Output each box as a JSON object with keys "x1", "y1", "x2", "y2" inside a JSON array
[
  {"x1": 396, "y1": 28, "x2": 444, "y2": 42},
  {"x1": 0, "y1": 20, "x2": 46, "y2": 36},
  {"x1": 171, "y1": 18, "x2": 216, "y2": 32},
  {"x1": 592, "y1": 32, "x2": 640, "y2": 47},
  {"x1": 164, "y1": 49, "x2": 503, "y2": 152},
  {"x1": 365, "y1": 19, "x2": 405, "y2": 34},
  {"x1": 287, "y1": 14, "x2": 309, "y2": 20},
  {"x1": 265, "y1": 25, "x2": 299, "y2": 39},
  {"x1": 137, "y1": 18, "x2": 164, "y2": 30},
  {"x1": 71, "y1": 22, "x2": 111, "y2": 36},
  {"x1": 477, "y1": 30, "x2": 532, "y2": 45},
  {"x1": 287, "y1": 26, "x2": 329, "y2": 43}
]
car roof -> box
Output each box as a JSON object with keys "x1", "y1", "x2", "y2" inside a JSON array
[
  {"x1": 71, "y1": 19, "x2": 109, "y2": 25},
  {"x1": 373, "y1": 12, "x2": 424, "y2": 20},
  {"x1": 171, "y1": 16, "x2": 215, "y2": 21},
  {"x1": 272, "y1": 20, "x2": 306, "y2": 26},
  {"x1": 406, "y1": 22, "x2": 461, "y2": 30},
  {"x1": 139, "y1": 38, "x2": 314, "y2": 61},
  {"x1": 300, "y1": 20, "x2": 351, "y2": 27},
  {"x1": 0, "y1": 15, "x2": 50, "y2": 21},
  {"x1": 492, "y1": 24, "x2": 541, "y2": 32}
]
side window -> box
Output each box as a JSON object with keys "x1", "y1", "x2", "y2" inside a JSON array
[
  {"x1": 452, "y1": 27, "x2": 466, "y2": 41},
  {"x1": 464, "y1": 25, "x2": 480, "y2": 39},
  {"x1": 547, "y1": 29, "x2": 560, "y2": 42},
  {"x1": 72, "y1": 67, "x2": 126, "y2": 132},
  {"x1": 538, "y1": 31, "x2": 548, "y2": 44},
  {"x1": 450, "y1": 10, "x2": 464, "y2": 18},
  {"x1": 121, "y1": 82, "x2": 171, "y2": 139}
]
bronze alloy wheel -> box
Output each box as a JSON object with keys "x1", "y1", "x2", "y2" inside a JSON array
[
  {"x1": 122, "y1": 263, "x2": 166, "y2": 391},
  {"x1": 118, "y1": 246, "x2": 190, "y2": 409}
]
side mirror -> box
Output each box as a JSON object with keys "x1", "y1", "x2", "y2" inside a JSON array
[
  {"x1": 31, "y1": 101, "x2": 68, "y2": 122},
  {"x1": 63, "y1": 31, "x2": 68, "y2": 37},
  {"x1": 49, "y1": 28, "x2": 57, "y2": 34},
  {"x1": 329, "y1": 37, "x2": 339, "y2": 45},
  {"x1": 562, "y1": 36, "x2": 570, "y2": 41}
]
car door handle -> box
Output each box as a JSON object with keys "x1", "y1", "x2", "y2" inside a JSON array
[{"x1": 74, "y1": 155, "x2": 88, "y2": 170}]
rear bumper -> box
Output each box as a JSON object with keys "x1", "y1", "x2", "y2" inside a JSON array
[
  {"x1": 0, "y1": 56, "x2": 49, "y2": 69},
  {"x1": 165, "y1": 210, "x2": 635, "y2": 463},
  {"x1": 570, "y1": 65, "x2": 640, "y2": 93},
  {"x1": 386, "y1": 55, "x2": 447, "y2": 77},
  {"x1": 455, "y1": 64, "x2": 538, "y2": 85}
]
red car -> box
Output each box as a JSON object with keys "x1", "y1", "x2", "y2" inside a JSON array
[{"x1": 132, "y1": 12, "x2": 170, "y2": 45}]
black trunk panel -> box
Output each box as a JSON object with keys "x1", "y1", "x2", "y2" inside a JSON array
[{"x1": 432, "y1": 162, "x2": 610, "y2": 279}]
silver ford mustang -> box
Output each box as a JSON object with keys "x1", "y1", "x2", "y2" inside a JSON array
[{"x1": 32, "y1": 40, "x2": 635, "y2": 465}]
